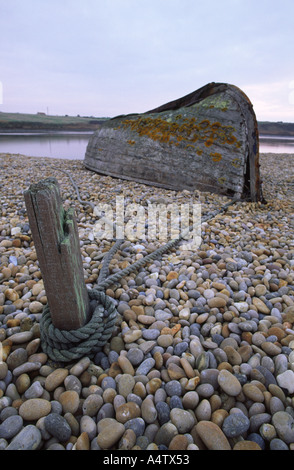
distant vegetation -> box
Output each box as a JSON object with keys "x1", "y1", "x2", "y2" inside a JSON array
[
  {"x1": 0, "y1": 111, "x2": 293, "y2": 136},
  {"x1": 258, "y1": 121, "x2": 294, "y2": 137},
  {"x1": 0, "y1": 111, "x2": 108, "y2": 132}
]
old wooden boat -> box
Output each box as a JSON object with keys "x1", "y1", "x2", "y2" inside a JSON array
[{"x1": 84, "y1": 82, "x2": 263, "y2": 201}]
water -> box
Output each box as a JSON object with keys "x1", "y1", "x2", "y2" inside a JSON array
[
  {"x1": 0, "y1": 132, "x2": 92, "y2": 160},
  {"x1": 0, "y1": 132, "x2": 293, "y2": 160},
  {"x1": 259, "y1": 135, "x2": 294, "y2": 154}
]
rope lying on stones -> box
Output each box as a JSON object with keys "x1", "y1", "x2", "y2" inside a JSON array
[
  {"x1": 96, "y1": 198, "x2": 239, "y2": 291},
  {"x1": 40, "y1": 166, "x2": 239, "y2": 362}
]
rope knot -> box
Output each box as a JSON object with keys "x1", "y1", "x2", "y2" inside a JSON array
[{"x1": 40, "y1": 290, "x2": 117, "y2": 362}]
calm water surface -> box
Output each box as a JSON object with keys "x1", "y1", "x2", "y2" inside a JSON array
[
  {"x1": 0, "y1": 132, "x2": 293, "y2": 160},
  {"x1": 259, "y1": 135, "x2": 294, "y2": 153},
  {"x1": 0, "y1": 132, "x2": 92, "y2": 160}
]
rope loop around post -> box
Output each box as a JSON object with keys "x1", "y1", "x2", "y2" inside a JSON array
[{"x1": 40, "y1": 290, "x2": 118, "y2": 363}]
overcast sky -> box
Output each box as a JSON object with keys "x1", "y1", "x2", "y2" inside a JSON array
[{"x1": 0, "y1": 0, "x2": 293, "y2": 121}]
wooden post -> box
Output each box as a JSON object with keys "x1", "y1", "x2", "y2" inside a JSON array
[{"x1": 24, "y1": 177, "x2": 90, "y2": 330}]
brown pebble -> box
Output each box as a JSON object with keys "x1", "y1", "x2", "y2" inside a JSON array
[
  {"x1": 252, "y1": 297, "x2": 270, "y2": 314},
  {"x1": 19, "y1": 398, "x2": 51, "y2": 420},
  {"x1": 118, "y1": 355, "x2": 135, "y2": 375},
  {"x1": 268, "y1": 384, "x2": 286, "y2": 402},
  {"x1": 233, "y1": 440, "x2": 262, "y2": 450},
  {"x1": 1, "y1": 343, "x2": 12, "y2": 361},
  {"x1": 241, "y1": 331, "x2": 252, "y2": 344},
  {"x1": 59, "y1": 390, "x2": 80, "y2": 414},
  {"x1": 180, "y1": 357, "x2": 196, "y2": 378},
  {"x1": 207, "y1": 297, "x2": 227, "y2": 308},
  {"x1": 146, "y1": 378, "x2": 162, "y2": 394},
  {"x1": 243, "y1": 383, "x2": 265, "y2": 402},
  {"x1": 261, "y1": 342, "x2": 282, "y2": 356},
  {"x1": 167, "y1": 362, "x2": 186, "y2": 380},
  {"x1": 119, "y1": 429, "x2": 137, "y2": 450},
  {"x1": 223, "y1": 346, "x2": 242, "y2": 365},
  {"x1": 210, "y1": 394, "x2": 222, "y2": 412},
  {"x1": 137, "y1": 314, "x2": 156, "y2": 325},
  {"x1": 108, "y1": 362, "x2": 123, "y2": 378},
  {"x1": 157, "y1": 334, "x2": 173, "y2": 348},
  {"x1": 15, "y1": 373, "x2": 31, "y2": 394},
  {"x1": 45, "y1": 368, "x2": 69, "y2": 392},
  {"x1": 217, "y1": 361, "x2": 233, "y2": 372},
  {"x1": 79, "y1": 370, "x2": 91, "y2": 386},
  {"x1": 5, "y1": 288, "x2": 19, "y2": 301},
  {"x1": 238, "y1": 345, "x2": 252, "y2": 362},
  {"x1": 185, "y1": 376, "x2": 200, "y2": 390},
  {"x1": 64, "y1": 412, "x2": 79, "y2": 436},
  {"x1": 133, "y1": 381, "x2": 146, "y2": 399},
  {"x1": 268, "y1": 326, "x2": 286, "y2": 341},
  {"x1": 103, "y1": 388, "x2": 116, "y2": 403},
  {"x1": 211, "y1": 409, "x2": 229, "y2": 427},
  {"x1": 76, "y1": 432, "x2": 90, "y2": 450},
  {"x1": 6, "y1": 319, "x2": 21, "y2": 328},
  {"x1": 116, "y1": 402, "x2": 141, "y2": 423},
  {"x1": 28, "y1": 353, "x2": 47, "y2": 364},
  {"x1": 154, "y1": 351, "x2": 163, "y2": 369},
  {"x1": 2, "y1": 267, "x2": 12, "y2": 279},
  {"x1": 217, "y1": 369, "x2": 242, "y2": 396},
  {"x1": 195, "y1": 421, "x2": 231, "y2": 450},
  {"x1": 97, "y1": 418, "x2": 125, "y2": 449},
  {"x1": 131, "y1": 305, "x2": 145, "y2": 316},
  {"x1": 26, "y1": 338, "x2": 41, "y2": 356},
  {"x1": 167, "y1": 271, "x2": 178, "y2": 280},
  {"x1": 169, "y1": 435, "x2": 188, "y2": 450}
]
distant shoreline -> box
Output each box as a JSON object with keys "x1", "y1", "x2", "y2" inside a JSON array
[
  {"x1": 258, "y1": 121, "x2": 294, "y2": 137},
  {"x1": 0, "y1": 111, "x2": 107, "y2": 133},
  {"x1": 0, "y1": 130, "x2": 94, "y2": 135},
  {"x1": 0, "y1": 111, "x2": 294, "y2": 137}
]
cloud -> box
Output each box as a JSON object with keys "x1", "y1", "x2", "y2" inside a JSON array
[
  {"x1": 242, "y1": 80, "x2": 294, "y2": 121},
  {"x1": 0, "y1": 0, "x2": 293, "y2": 120}
]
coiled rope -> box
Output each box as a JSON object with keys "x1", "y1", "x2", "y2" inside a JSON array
[
  {"x1": 39, "y1": 166, "x2": 239, "y2": 363},
  {"x1": 40, "y1": 290, "x2": 117, "y2": 363}
]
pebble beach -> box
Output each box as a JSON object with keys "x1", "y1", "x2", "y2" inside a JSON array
[{"x1": 0, "y1": 151, "x2": 294, "y2": 451}]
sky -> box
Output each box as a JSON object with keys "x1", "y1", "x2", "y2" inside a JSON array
[{"x1": 0, "y1": 0, "x2": 293, "y2": 121}]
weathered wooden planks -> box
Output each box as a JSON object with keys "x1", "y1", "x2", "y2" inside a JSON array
[
  {"x1": 24, "y1": 178, "x2": 90, "y2": 330},
  {"x1": 84, "y1": 82, "x2": 263, "y2": 201}
]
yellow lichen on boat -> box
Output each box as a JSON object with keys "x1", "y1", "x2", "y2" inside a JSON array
[
  {"x1": 120, "y1": 114, "x2": 240, "y2": 151},
  {"x1": 210, "y1": 152, "x2": 222, "y2": 162},
  {"x1": 218, "y1": 176, "x2": 226, "y2": 185},
  {"x1": 232, "y1": 158, "x2": 241, "y2": 168}
]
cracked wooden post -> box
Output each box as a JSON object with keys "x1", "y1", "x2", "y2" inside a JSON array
[{"x1": 24, "y1": 177, "x2": 90, "y2": 330}]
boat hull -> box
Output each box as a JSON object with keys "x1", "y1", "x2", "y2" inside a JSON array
[{"x1": 84, "y1": 82, "x2": 262, "y2": 201}]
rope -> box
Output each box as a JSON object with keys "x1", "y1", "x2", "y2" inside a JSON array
[
  {"x1": 39, "y1": 165, "x2": 239, "y2": 363},
  {"x1": 40, "y1": 290, "x2": 117, "y2": 362},
  {"x1": 96, "y1": 197, "x2": 239, "y2": 292}
]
